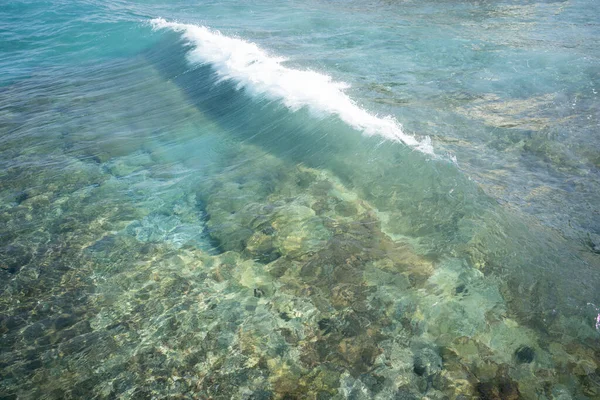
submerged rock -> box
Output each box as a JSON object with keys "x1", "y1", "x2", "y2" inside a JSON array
[
  {"x1": 477, "y1": 378, "x2": 520, "y2": 400},
  {"x1": 413, "y1": 346, "x2": 442, "y2": 378}
]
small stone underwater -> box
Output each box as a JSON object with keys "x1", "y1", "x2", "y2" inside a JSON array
[{"x1": 1, "y1": 1, "x2": 600, "y2": 399}]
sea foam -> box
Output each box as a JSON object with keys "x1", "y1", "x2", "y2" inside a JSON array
[{"x1": 150, "y1": 18, "x2": 433, "y2": 154}]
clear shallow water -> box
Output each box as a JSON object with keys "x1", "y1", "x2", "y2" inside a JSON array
[{"x1": 1, "y1": 0, "x2": 600, "y2": 398}]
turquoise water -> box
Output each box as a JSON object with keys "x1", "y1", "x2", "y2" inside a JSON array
[{"x1": 1, "y1": 0, "x2": 600, "y2": 398}]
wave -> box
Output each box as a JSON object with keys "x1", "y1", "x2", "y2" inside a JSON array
[{"x1": 150, "y1": 18, "x2": 433, "y2": 154}]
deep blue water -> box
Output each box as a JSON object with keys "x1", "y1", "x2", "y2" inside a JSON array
[{"x1": 1, "y1": 0, "x2": 600, "y2": 398}]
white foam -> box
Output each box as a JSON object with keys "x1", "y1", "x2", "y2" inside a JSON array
[{"x1": 150, "y1": 18, "x2": 433, "y2": 154}]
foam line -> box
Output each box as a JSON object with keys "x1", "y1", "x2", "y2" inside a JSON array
[{"x1": 150, "y1": 18, "x2": 433, "y2": 154}]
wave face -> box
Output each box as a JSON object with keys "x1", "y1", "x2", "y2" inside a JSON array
[{"x1": 150, "y1": 18, "x2": 433, "y2": 154}]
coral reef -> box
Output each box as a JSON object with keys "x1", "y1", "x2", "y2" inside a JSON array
[{"x1": 1, "y1": 135, "x2": 599, "y2": 399}]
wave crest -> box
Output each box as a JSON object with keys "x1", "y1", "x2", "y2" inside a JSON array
[{"x1": 150, "y1": 18, "x2": 433, "y2": 154}]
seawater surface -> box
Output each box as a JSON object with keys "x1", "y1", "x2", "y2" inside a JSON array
[{"x1": 1, "y1": 0, "x2": 600, "y2": 398}]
